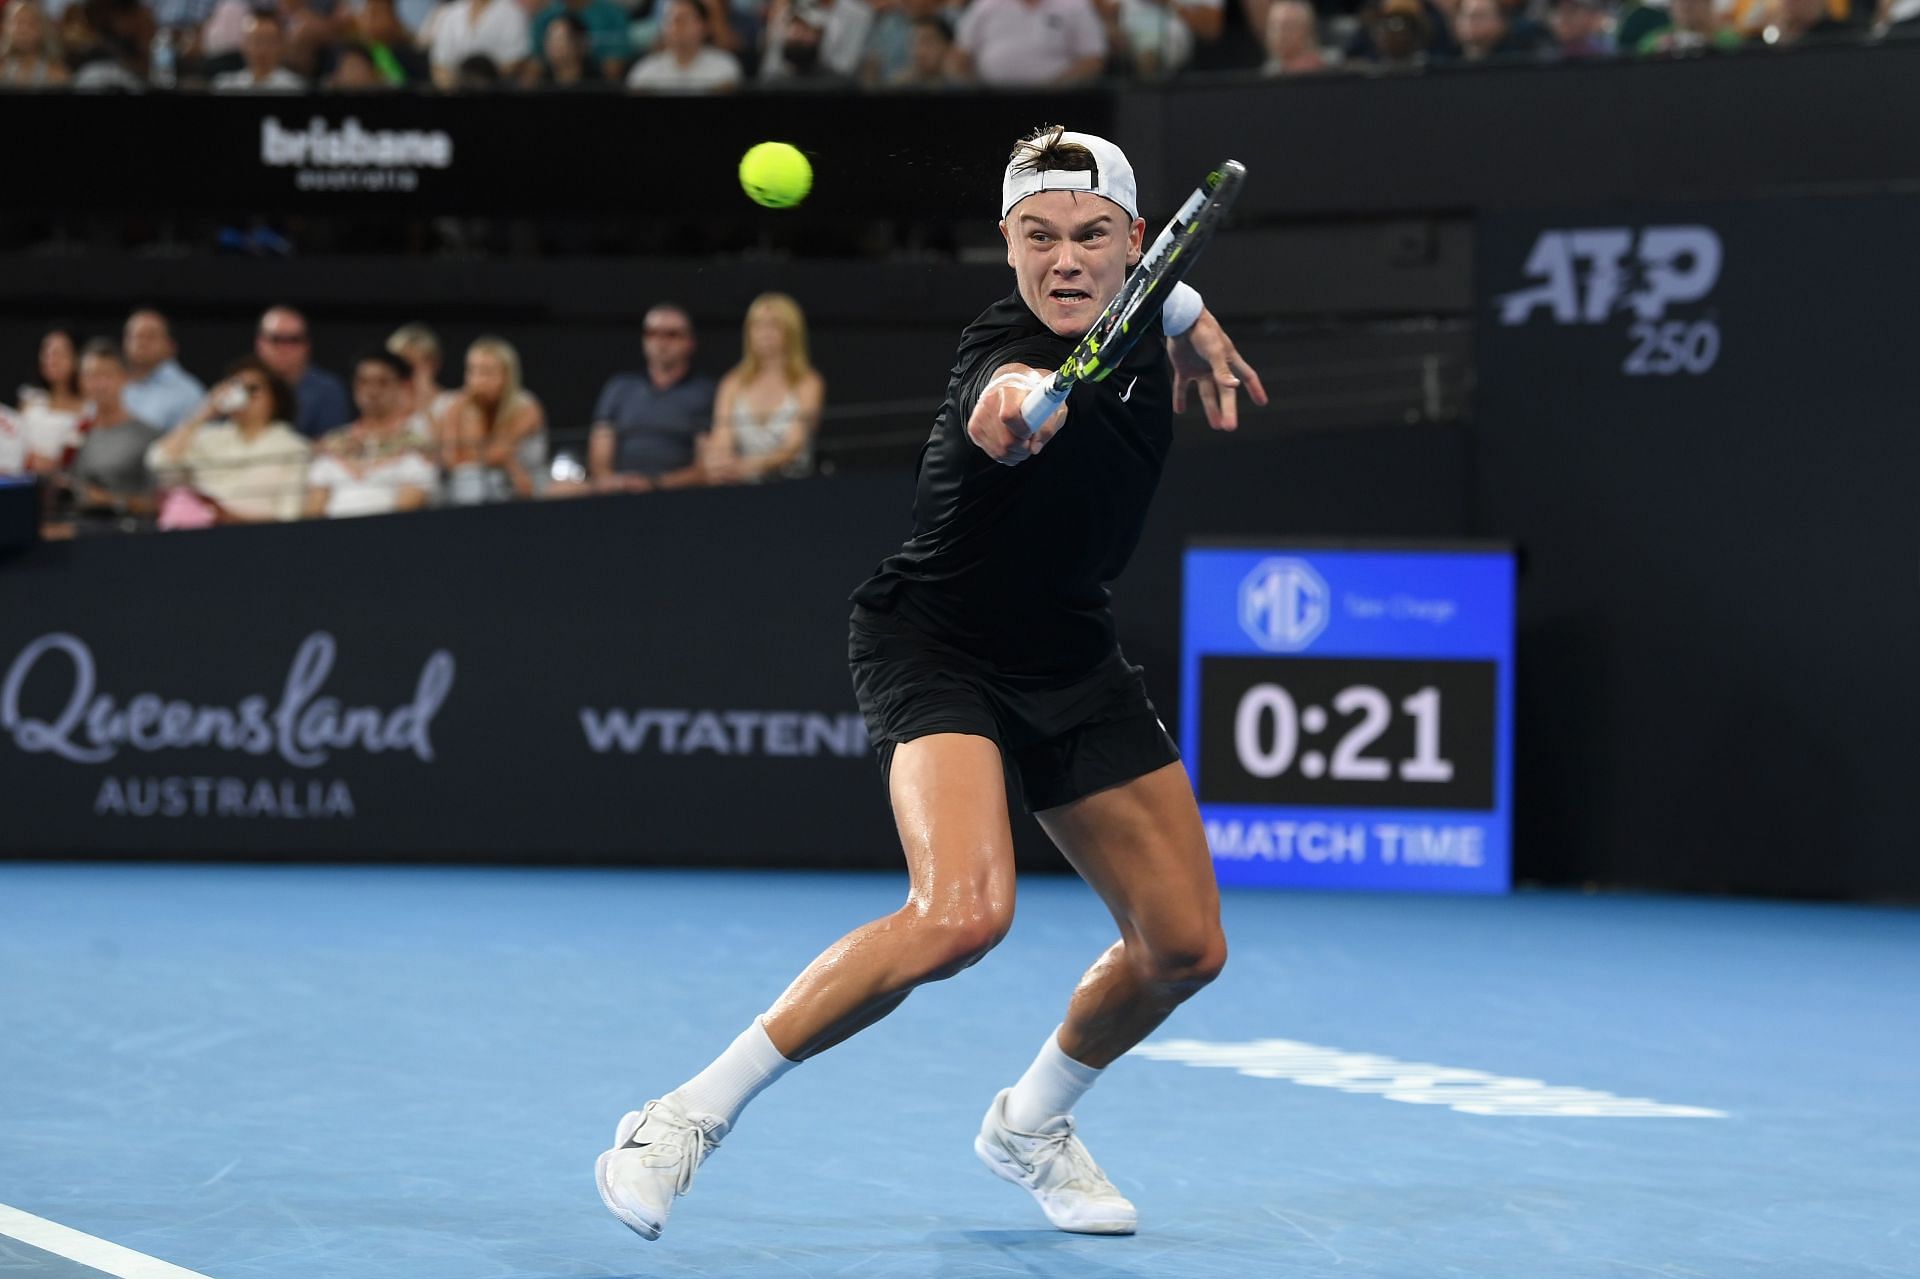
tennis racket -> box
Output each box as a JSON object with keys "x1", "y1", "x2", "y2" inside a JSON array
[{"x1": 1019, "y1": 158, "x2": 1247, "y2": 432}]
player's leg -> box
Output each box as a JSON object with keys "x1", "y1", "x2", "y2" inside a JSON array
[
  {"x1": 598, "y1": 731, "x2": 1017, "y2": 1241},
  {"x1": 975, "y1": 756, "x2": 1223, "y2": 1235}
]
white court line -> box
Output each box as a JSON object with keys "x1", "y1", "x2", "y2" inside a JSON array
[{"x1": 0, "y1": 1204, "x2": 215, "y2": 1279}]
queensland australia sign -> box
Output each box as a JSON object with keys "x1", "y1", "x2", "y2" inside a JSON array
[{"x1": 1180, "y1": 544, "x2": 1515, "y2": 893}]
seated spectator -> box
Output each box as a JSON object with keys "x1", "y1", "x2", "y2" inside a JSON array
[
  {"x1": 146, "y1": 357, "x2": 310, "y2": 527},
  {"x1": 950, "y1": 0, "x2": 1106, "y2": 84},
  {"x1": 1638, "y1": 0, "x2": 1742, "y2": 47},
  {"x1": 1104, "y1": 0, "x2": 1225, "y2": 78},
  {"x1": 443, "y1": 336, "x2": 546, "y2": 503},
  {"x1": 428, "y1": 0, "x2": 529, "y2": 88},
  {"x1": 588, "y1": 303, "x2": 715, "y2": 492},
  {"x1": 527, "y1": 0, "x2": 631, "y2": 81},
  {"x1": 1548, "y1": 0, "x2": 1614, "y2": 55},
  {"x1": 255, "y1": 305, "x2": 353, "y2": 439},
  {"x1": 0, "y1": 1, "x2": 73, "y2": 86},
  {"x1": 387, "y1": 323, "x2": 460, "y2": 435},
  {"x1": 1757, "y1": 0, "x2": 1853, "y2": 40},
  {"x1": 625, "y1": 0, "x2": 740, "y2": 91},
  {"x1": 889, "y1": 12, "x2": 952, "y2": 82},
  {"x1": 761, "y1": 0, "x2": 872, "y2": 80},
  {"x1": 1262, "y1": 0, "x2": 1326, "y2": 71},
  {"x1": 1723, "y1": 0, "x2": 1853, "y2": 38},
  {"x1": 326, "y1": 40, "x2": 386, "y2": 86},
  {"x1": 122, "y1": 309, "x2": 206, "y2": 433},
  {"x1": 1884, "y1": 0, "x2": 1920, "y2": 31},
  {"x1": 52, "y1": 340, "x2": 161, "y2": 536},
  {"x1": 1350, "y1": 0, "x2": 1437, "y2": 65},
  {"x1": 1448, "y1": 0, "x2": 1519, "y2": 58},
  {"x1": 343, "y1": 0, "x2": 432, "y2": 84},
  {"x1": 452, "y1": 50, "x2": 503, "y2": 86},
  {"x1": 705, "y1": 293, "x2": 824, "y2": 485},
  {"x1": 304, "y1": 350, "x2": 440, "y2": 518},
  {"x1": 524, "y1": 12, "x2": 609, "y2": 85},
  {"x1": 211, "y1": 11, "x2": 307, "y2": 89},
  {"x1": 15, "y1": 326, "x2": 85, "y2": 475}
]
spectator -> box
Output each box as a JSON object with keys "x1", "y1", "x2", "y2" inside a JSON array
[
  {"x1": 1450, "y1": 0, "x2": 1513, "y2": 57},
  {"x1": 588, "y1": 303, "x2": 715, "y2": 492},
  {"x1": 524, "y1": 12, "x2": 607, "y2": 84},
  {"x1": 527, "y1": 0, "x2": 630, "y2": 81},
  {"x1": 1103, "y1": 0, "x2": 1225, "y2": 77},
  {"x1": 443, "y1": 336, "x2": 546, "y2": 503},
  {"x1": 1353, "y1": 0, "x2": 1436, "y2": 64},
  {"x1": 1882, "y1": 0, "x2": 1920, "y2": 31},
  {"x1": 326, "y1": 40, "x2": 387, "y2": 85},
  {"x1": 451, "y1": 49, "x2": 502, "y2": 86},
  {"x1": 304, "y1": 350, "x2": 440, "y2": 518},
  {"x1": 66, "y1": 0, "x2": 150, "y2": 90},
  {"x1": 211, "y1": 10, "x2": 306, "y2": 88},
  {"x1": 950, "y1": 0, "x2": 1105, "y2": 84},
  {"x1": 387, "y1": 323, "x2": 460, "y2": 435},
  {"x1": 1638, "y1": 0, "x2": 1741, "y2": 46},
  {"x1": 1759, "y1": 0, "x2": 1852, "y2": 39},
  {"x1": 15, "y1": 326, "x2": 85, "y2": 475},
  {"x1": 762, "y1": 0, "x2": 872, "y2": 79},
  {"x1": 0, "y1": 1, "x2": 72, "y2": 86},
  {"x1": 146, "y1": 357, "x2": 310, "y2": 527},
  {"x1": 706, "y1": 293, "x2": 825, "y2": 484},
  {"x1": 861, "y1": 0, "x2": 944, "y2": 82},
  {"x1": 345, "y1": 0, "x2": 431, "y2": 84},
  {"x1": 1549, "y1": 0, "x2": 1614, "y2": 54},
  {"x1": 255, "y1": 305, "x2": 352, "y2": 439},
  {"x1": 122, "y1": 309, "x2": 206, "y2": 433},
  {"x1": 1261, "y1": 0, "x2": 1325, "y2": 70},
  {"x1": 625, "y1": 0, "x2": 740, "y2": 90},
  {"x1": 427, "y1": 0, "x2": 529, "y2": 87},
  {"x1": 887, "y1": 12, "x2": 952, "y2": 81},
  {"x1": 53, "y1": 340, "x2": 160, "y2": 536}
]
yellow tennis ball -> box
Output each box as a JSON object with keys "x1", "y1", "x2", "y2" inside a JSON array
[{"x1": 739, "y1": 141, "x2": 812, "y2": 209}]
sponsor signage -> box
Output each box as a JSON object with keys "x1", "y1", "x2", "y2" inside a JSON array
[{"x1": 1181, "y1": 544, "x2": 1515, "y2": 893}]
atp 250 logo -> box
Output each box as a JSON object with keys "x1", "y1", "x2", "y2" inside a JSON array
[{"x1": 1496, "y1": 226, "x2": 1723, "y2": 378}]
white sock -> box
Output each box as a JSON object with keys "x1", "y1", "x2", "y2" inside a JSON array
[
  {"x1": 668, "y1": 1018, "x2": 796, "y2": 1134},
  {"x1": 1003, "y1": 1025, "x2": 1103, "y2": 1132}
]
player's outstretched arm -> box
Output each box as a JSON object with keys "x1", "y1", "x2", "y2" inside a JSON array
[
  {"x1": 966, "y1": 364, "x2": 1068, "y2": 467},
  {"x1": 1168, "y1": 309, "x2": 1268, "y2": 431}
]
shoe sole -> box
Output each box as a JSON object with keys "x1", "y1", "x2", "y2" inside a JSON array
[
  {"x1": 973, "y1": 1135, "x2": 1137, "y2": 1235},
  {"x1": 596, "y1": 1109, "x2": 662, "y2": 1241}
]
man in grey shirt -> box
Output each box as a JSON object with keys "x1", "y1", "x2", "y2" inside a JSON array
[
  {"x1": 62, "y1": 340, "x2": 161, "y2": 536},
  {"x1": 588, "y1": 304, "x2": 717, "y2": 493}
]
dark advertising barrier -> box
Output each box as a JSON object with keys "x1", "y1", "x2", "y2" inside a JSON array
[
  {"x1": 0, "y1": 427, "x2": 1471, "y2": 868},
  {"x1": 1473, "y1": 194, "x2": 1920, "y2": 901}
]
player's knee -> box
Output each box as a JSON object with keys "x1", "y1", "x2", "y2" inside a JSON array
[
  {"x1": 1136, "y1": 928, "x2": 1228, "y2": 992},
  {"x1": 910, "y1": 905, "x2": 1012, "y2": 981}
]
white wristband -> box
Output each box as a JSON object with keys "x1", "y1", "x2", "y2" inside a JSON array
[{"x1": 1163, "y1": 282, "x2": 1204, "y2": 338}]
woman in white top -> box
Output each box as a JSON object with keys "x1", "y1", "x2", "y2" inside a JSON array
[
  {"x1": 442, "y1": 336, "x2": 547, "y2": 503},
  {"x1": 145, "y1": 358, "x2": 313, "y2": 527},
  {"x1": 705, "y1": 292, "x2": 825, "y2": 484},
  {"x1": 16, "y1": 326, "x2": 84, "y2": 473}
]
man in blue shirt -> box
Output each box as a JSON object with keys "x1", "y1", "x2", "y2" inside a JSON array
[
  {"x1": 256, "y1": 305, "x2": 353, "y2": 439},
  {"x1": 121, "y1": 309, "x2": 205, "y2": 432},
  {"x1": 588, "y1": 304, "x2": 717, "y2": 492}
]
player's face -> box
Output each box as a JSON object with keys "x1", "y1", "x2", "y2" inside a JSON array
[{"x1": 1001, "y1": 192, "x2": 1146, "y2": 339}]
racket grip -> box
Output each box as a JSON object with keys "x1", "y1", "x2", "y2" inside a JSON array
[{"x1": 1020, "y1": 378, "x2": 1070, "y2": 433}]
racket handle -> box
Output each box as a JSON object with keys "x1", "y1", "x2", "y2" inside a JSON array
[{"x1": 1020, "y1": 378, "x2": 1071, "y2": 433}]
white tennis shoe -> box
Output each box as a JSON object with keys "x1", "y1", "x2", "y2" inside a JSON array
[
  {"x1": 595, "y1": 1095, "x2": 723, "y2": 1241},
  {"x1": 974, "y1": 1088, "x2": 1138, "y2": 1235}
]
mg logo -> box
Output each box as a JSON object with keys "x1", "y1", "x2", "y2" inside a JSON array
[
  {"x1": 1239, "y1": 558, "x2": 1329, "y2": 653},
  {"x1": 1496, "y1": 226, "x2": 1722, "y2": 327}
]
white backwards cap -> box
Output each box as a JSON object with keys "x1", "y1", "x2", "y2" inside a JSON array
[{"x1": 1001, "y1": 131, "x2": 1139, "y2": 222}]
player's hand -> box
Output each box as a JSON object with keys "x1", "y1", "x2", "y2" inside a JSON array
[
  {"x1": 967, "y1": 366, "x2": 1067, "y2": 466},
  {"x1": 1169, "y1": 309, "x2": 1268, "y2": 431}
]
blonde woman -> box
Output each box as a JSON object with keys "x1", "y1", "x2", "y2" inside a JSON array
[
  {"x1": 0, "y1": 1, "x2": 70, "y2": 87},
  {"x1": 443, "y1": 336, "x2": 547, "y2": 503},
  {"x1": 705, "y1": 293, "x2": 824, "y2": 484}
]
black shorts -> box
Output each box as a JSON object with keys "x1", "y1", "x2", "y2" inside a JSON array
[{"x1": 848, "y1": 604, "x2": 1181, "y2": 813}]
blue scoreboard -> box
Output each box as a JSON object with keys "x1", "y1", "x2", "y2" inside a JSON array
[{"x1": 1180, "y1": 543, "x2": 1515, "y2": 894}]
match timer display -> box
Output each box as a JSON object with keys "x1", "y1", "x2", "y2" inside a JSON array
[{"x1": 1181, "y1": 546, "x2": 1515, "y2": 894}]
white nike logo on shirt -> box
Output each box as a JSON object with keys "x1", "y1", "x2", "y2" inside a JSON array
[{"x1": 1119, "y1": 376, "x2": 1139, "y2": 403}]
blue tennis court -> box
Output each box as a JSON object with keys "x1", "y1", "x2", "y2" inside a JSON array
[{"x1": 2, "y1": 863, "x2": 1914, "y2": 1279}]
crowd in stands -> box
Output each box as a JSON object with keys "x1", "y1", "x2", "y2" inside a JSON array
[
  {"x1": 0, "y1": 295, "x2": 825, "y2": 536},
  {"x1": 0, "y1": 0, "x2": 1912, "y2": 97}
]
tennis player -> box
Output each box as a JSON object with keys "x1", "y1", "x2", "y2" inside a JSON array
[{"x1": 598, "y1": 124, "x2": 1267, "y2": 1241}]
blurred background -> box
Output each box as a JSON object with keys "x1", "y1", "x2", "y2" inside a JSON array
[{"x1": 1, "y1": 12, "x2": 1916, "y2": 903}]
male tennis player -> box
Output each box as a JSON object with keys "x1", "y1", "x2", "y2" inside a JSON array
[{"x1": 597, "y1": 124, "x2": 1267, "y2": 1241}]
